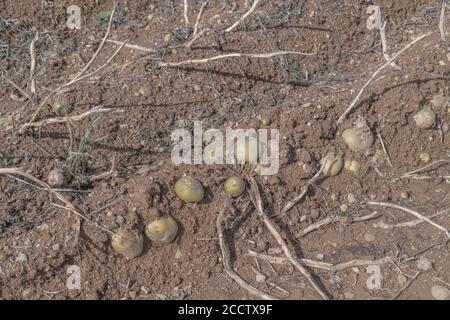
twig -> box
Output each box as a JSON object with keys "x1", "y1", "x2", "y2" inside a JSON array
[
  {"x1": 281, "y1": 158, "x2": 327, "y2": 215},
  {"x1": 367, "y1": 201, "x2": 450, "y2": 238},
  {"x1": 29, "y1": 7, "x2": 116, "y2": 122},
  {"x1": 159, "y1": 50, "x2": 314, "y2": 67},
  {"x1": 397, "y1": 159, "x2": 450, "y2": 180},
  {"x1": 337, "y1": 32, "x2": 432, "y2": 124},
  {"x1": 89, "y1": 155, "x2": 118, "y2": 182},
  {"x1": 193, "y1": 1, "x2": 209, "y2": 37},
  {"x1": 379, "y1": 19, "x2": 400, "y2": 69},
  {"x1": 249, "y1": 177, "x2": 330, "y2": 300},
  {"x1": 0, "y1": 168, "x2": 113, "y2": 235},
  {"x1": 378, "y1": 132, "x2": 394, "y2": 168},
  {"x1": 248, "y1": 250, "x2": 390, "y2": 272},
  {"x1": 19, "y1": 106, "x2": 121, "y2": 134},
  {"x1": 183, "y1": 0, "x2": 190, "y2": 27},
  {"x1": 29, "y1": 32, "x2": 38, "y2": 95},
  {"x1": 440, "y1": 0, "x2": 448, "y2": 41},
  {"x1": 106, "y1": 39, "x2": 155, "y2": 53},
  {"x1": 373, "y1": 208, "x2": 450, "y2": 230},
  {"x1": 5, "y1": 77, "x2": 30, "y2": 99},
  {"x1": 73, "y1": 7, "x2": 116, "y2": 80},
  {"x1": 296, "y1": 212, "x2": 381, "y2": 238},
  {"x1": 225, "y1": 0, "x2": 262, "y2": 33},
  {"x1": 390, "y1": 271, "x2": 421, "y2": 300},
  {"x1": 216, "y1": 209, "x2": 278, "y2": 300}
]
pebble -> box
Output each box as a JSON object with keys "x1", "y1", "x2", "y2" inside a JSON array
[
  {"x1": 363, "y1": 233, "x2": 376, "y2": 242},
  {"x1": 316, "y1": 253, "x2": 324, "y2": 260},
  {"x1": 255, "y1": 273, "x2": 266, "y2": 283},
  {"x1": 417, "y1": 257, "x2": 432, "y2": 271},
  {"x1": 52, "y1": 244, "x2": 60, "y2": 251},
  {"x1": 347, "y1": 193, "x2": 356, "y2": 204},
  {"x1": 175, "y1": 248, "x2": 182, "y2": 259},
  {"x1": 431, "y1": 285, "x2": 450, "y2": 300},
  {"x1": 310, "y1": 209, "x2": 320, "y2": 220},
  {"x1": 15, "y1": 252, "x2": 27, "y2": 263}
]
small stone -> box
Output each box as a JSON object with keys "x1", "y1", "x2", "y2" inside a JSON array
[
  {"x1": 175, "y1": 248, "x2": 182, "y2": 259},
  {"x1": 193, "y1": 85, "x2": 201, "y2": 91},
  {"x1": 16, "y1": 252, "x2": 27, "y2": 263},
  {"x1": 431, "y1": 285, "x2": 450, "y2": 300},
  {"x1": 310, "y1": 209, "x2": 320, "y2": 220},
  {"x1": 316, "y1": 253, "x2": 324, "y2": 260},
  {"x1": 347, "y1": 193, "x2": 356, "y2": 204},
  {"x1": 255, "y1": 273, "x2": 266, "y2": 283},
  {"x1": 300, "y1": 215, "x2": 307, "y2": 222},
  {"x1": 352, "y1": 267, "x2": 360, "y2": 273},
  {"x1": 417, "y1": 257, "x2": 432, "y2": 271},
  {"x1": 363, "y1": 233, "x2": 376, "y2": 242},
  {"x1": 52, "y1": 244, "x2": 60, "y2": 251}
]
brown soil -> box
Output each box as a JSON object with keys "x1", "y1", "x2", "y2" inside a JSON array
[{"x1": 1, "y1": 0, "x2": 449, "y2": 300}]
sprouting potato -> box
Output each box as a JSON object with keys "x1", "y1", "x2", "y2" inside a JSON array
[
  {"x1": 111, "y1": 229, "x2": 143, "y2": 258},
  {"x1": 174, "y1": 176, "x2": 204, "y2": 203},
  {"x1": 342, "y1": 117, "x2": 374, "y2": 152},
  {"x1": 414, "y1": 107, "x2": 436, "y2": 129},
  {"x1": 145, "y1": 216, "x2": 178, "y2": 243},
  {"x1": 322, "y1": 153, "x2": 343, "y2": 177},
  {"x1": 344, "y1": 159, "x2": 360, "y2": 174},
  {"x1": 224, "y1": 176, "x2": 246, "y2": 197}
]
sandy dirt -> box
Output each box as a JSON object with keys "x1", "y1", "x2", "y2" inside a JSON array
[{"x1": 0, "y1": 0, "x2": 450, "y2": 300}]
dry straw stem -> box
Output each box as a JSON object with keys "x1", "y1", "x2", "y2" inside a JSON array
[
  {"x1": 337, "y1": 32, "x2": 432, "y2": 124},
  {"x1": 5, "y1": 77, "x2": 30, "y2": 99},
  {"x1": 183, "y1": 0, "x2": 190, "y2": 27},
  {"x1": 159, "y1": 50, "x2": 315, "y2": 67},
  {"x1": 379, "y1": 20, "x2": 400, "y2": 69},
  {"x1": 249, "y1": 177, "x2": 330, "y2": 300},
  {"x1": 248, "y1": 250, "x2": 389, "y2": 272},
  {"x1": 29, "y1": 7, "x2": 116, "y2": 123},
  {"x1": 106, "y1": 39, "x2": 155, "y2": 53},
  {"x1": 193, "y1": 1, "x2": 209, "y2": 37},
  {"x1": 296, "y1": 211, "x2": 381, "y2": 238},
  {"x1": 373, "y1": 207, "x2": 450, "y2": 230},
  {"x1": 225, "y1": 0, "x2": 263, "y2": 33},
  {"x1": 216, "y1": 209, "x2": 279, "y2": 300},
  {"x1": 377, "y1": 132, "x2": 394, "y2": 168},
  {"x1": 281, "y1": 157, "x2": 327, "y2": 216},
  {"x1": 20, "y1": 106, "x2": 121, "y2": 134},
  {"x1": 0, "y1": 168, "x2": 113, "y2": 235},
  {"x1": 440, "y1": 0, "x2": 448, "y2": 41},
  {"x1": 397, "y1": 159, "x2": 450, "y2": 180},
  {"x1": 29, "y1": 32, "x2": 38, "y2": 95},
  {"x1": 89, "y1": 155, "x2": 118, "y2": 182},
  {"x1": 367, "y1": 201, "x2": 450, "y2": 239}
]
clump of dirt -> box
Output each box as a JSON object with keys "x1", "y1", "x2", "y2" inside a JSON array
[{"x1": 0, "y1": 0, "x2": 449, "y2": 300}]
